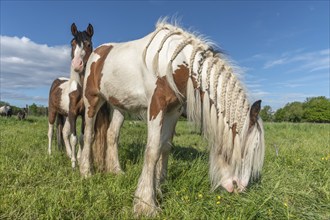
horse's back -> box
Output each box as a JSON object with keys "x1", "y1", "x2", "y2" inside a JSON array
[{"x1": 86, "y1": 40, "x2": 156, "y2": 112}]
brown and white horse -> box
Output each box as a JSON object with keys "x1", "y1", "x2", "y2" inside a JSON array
[
  {"x1": 80, "y1": 19, "x2": 265, "y2": 217},
  {"x1": 47, "y1": 23, "x2": 94, "y2": 168}
]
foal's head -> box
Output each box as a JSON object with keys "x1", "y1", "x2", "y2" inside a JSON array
[{"x1": 70, "y1": 23, "x2": 94, "y2": 73}]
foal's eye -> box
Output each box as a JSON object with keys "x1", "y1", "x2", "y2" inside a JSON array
[{"x1": 85, "y1": 42, "x2": 91, "y2": 48}]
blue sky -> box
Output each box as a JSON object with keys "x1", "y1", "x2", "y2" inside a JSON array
[{"x1": 1, "y1": 1, "x2": 329, "y2": 110}]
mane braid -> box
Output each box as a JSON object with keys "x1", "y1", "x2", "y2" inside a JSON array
[
  {"x1": 212, "y1": 58, "x2": 221, "y2": 107},
  {"x1": 165, "y1": 38, "x2": 193, "y2": 103},
  {"x1": 197, "y1": 50, "x2": 209, "y2": 89},
  {"x1": 189, "y1": 44, "x2": 204, "y2": 77},
  {"x1": 142, "y1": 26, "x2": 169, "y2": 66},
  {"x1": 229, "y1": 82, "x2": 240, "y2": 127},
  {"x1": 152, "y1": 30, "x2": 182, "y2": 76}
]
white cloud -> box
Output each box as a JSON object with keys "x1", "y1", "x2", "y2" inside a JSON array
[
  {"x1": 263, "y1": 49, "x2": 330, "y2": 73},
  {"x1": 0, "y1": 35, "x2": 71, "y2": 104}
]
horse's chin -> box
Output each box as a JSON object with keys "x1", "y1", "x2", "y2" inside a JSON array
[{"x1": 74, "y1": 66, "x2": 84, "y2": 73}]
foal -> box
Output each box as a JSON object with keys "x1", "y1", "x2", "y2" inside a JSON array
[{"x1": 48, "y1": 23, "x2": 93, "y2": 168}]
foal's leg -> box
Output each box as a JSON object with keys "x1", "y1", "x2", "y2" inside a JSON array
[
  {"x1": 105, "y1": 109, "x2": 124, "y2": 174},
  {"x1": 47, "y1": 123, "x2": 54, "y2": 155},
  {"x1": 134, "y1": 111, "x2": 163, "y2": 217},
  {"x1": 77, "y1": 115, "x2": 85, "y2": 165},
  {"x1": 80, "y1": 99, "x2": 105, "y2": 177},
  {"x1": 47, "y1": 110, "x2": 57, "y2": 155},
  {"x1": 156, "y1": 107, "x2": 182, "y2": 192},
  {"x1": 69, "y1": 114, "x2": 78, "y2": 168},
  {"x1": 62, "y1": 119, "x2": 72, "y2": 158}
]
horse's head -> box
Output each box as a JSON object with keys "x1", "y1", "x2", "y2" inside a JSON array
[
  {"x1": 220, "y1": 100, "x2": 265, "y2": 193},
  {"x1": 70, "y1": 23, "x2": 94, "y2": 73}
]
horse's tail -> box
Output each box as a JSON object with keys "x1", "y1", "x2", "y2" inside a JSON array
[
  {"x1": 91, "y1": 103, "x2": 111, "y2": 172},
  {"x1": 56, "y1": 114, "x2": 65, "y2": 151}
]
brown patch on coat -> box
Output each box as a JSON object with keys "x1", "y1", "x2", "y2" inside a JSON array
[
  {"x1": 149, "y1": 64, "x2": 190, "y2": 122},
  {"x1": 48, "y1": 78, "x2": 68, "y2": 124},
  {"x1": 68, "y1": 84, "x2": 83, "y2": 135},
  {"x1": 108, "y1": 96, "x2": 126, "y2": 110},
  {"x1": 85, "y1": 45, "x2": 113, "y2": 118},
  {"x1": 83, "y1": 41, "x2": 93, "y2": 64}
]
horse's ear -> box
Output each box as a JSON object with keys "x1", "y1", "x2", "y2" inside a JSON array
[
  {"x1": 249, "y1": 100, "x2": 261, "y2": 128},
  {"x1": 71, "y1": 23, "x2": 78, "y2": 36},
  {"x1": 86, "y1": 23, "x2": 94, "y2": 37}
]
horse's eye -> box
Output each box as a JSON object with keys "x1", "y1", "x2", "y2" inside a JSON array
[{"x1": 84, "y1": 41, "x2": 91, "y2": 48}]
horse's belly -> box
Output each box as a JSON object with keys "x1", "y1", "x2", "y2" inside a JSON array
[{"x1": 100, "y1": 73, "x2": 154, "y2": 112}]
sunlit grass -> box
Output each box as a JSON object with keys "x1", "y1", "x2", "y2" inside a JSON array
[{"x1": 0, "y1": 117, "x2": 329, "y2": 219}]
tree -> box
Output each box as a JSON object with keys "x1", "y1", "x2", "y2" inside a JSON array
[
  {"x1": 274, "y1": 102, "x2": 303, "y2": 122},
  {"x1": 303, "y1": 96, "x2": 330, "y2": 123},
  {"x1": 260, "y1": 105, "x2": 273, "y2": 122},
  {"x1": 28, "y1": 103, "x2": 38, "y2": 116}
]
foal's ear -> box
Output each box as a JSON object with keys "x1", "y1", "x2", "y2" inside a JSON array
[
  {"x1": 249, "y1": 100, "x2": 261, "y2": 128},
  {"x1": 86, "y1": 23, "x2": 94, "y2": 37},
  {"x1": 71, "y1": 23, "x2": 78, "y2": 36}
]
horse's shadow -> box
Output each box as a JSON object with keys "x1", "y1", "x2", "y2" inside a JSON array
[
  {"x1": 171, "y1": 145, "x2": 206, "y2": 161},
  {"x1": 121, "y1": 142, "x2": 206, "y2": 169}
]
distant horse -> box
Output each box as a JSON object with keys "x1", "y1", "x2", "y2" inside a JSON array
[
  {"x1": 17, "y1": 108, "x2": 27, "y2": 120},
  {"x1": 47, "y1": 23, "x2": 94, "y2": 168},
  {"x1": 0, "y1": 105, "x2": 12, "y2": 117},
  {"x1": 80, "y1": 19, "x2": 265, "y2": 217}
]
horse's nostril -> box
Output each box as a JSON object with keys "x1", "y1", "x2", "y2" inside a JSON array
[{"x1": 232, "y1": 180, "x2": 237, "y2": 187}]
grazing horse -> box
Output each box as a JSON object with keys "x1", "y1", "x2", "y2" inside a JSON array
[
  {"x1": 48, "y1": 23, "x2": 94, "y2": 168},
  {"x1": 80, "y1": 19, "x2": 265, "y2": 217},
  {"x1": 0, "y1": 105, "x2": 12, "y2": 117}
]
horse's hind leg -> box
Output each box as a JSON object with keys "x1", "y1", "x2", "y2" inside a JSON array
[{"x1": 105, "y1": 109, "x2": 124, "y2": 174}]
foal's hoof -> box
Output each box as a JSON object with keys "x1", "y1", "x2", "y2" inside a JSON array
[
  {"x1": 71, "y1": 161, "x2": 76, "y2": 169},
  {"x1": 133, "y1": 198, "x2": 160, "y2": 218},
  {"x1": 79, "y1": 165, "x2": 92, "y2": 178}
]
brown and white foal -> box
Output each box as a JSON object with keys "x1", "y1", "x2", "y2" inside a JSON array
[{"x1": 48, "y1": 23, "x2": 93, "y2": 168}]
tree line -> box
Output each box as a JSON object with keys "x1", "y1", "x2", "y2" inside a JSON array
[
  {"x1": 2, "y1": 96, "x2": 329, "y2": 123},
  {"x1": 260, "y1": 96, "x2": 330, "y2": 123}
]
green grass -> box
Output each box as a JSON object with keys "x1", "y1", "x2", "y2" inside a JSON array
[{"x1": 0, "y1": 116, "x2": 329, "y2": 219}]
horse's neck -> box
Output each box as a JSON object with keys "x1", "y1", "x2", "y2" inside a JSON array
[{"x1": 69, "y1": 68, "x2": 82, "y2": 85}]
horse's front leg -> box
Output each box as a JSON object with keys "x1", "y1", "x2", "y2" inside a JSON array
[
  {"x1": 69, "y1": 112, "x2": 78, "y2": 168},
  {"x1": 105, "y1": 109, "x2": 124, "y2": 174},
  {"x1": 80, "y1": 96, "x2": 104, "y2": 177},
  {"x1": 156, "y1": 106, "x2": 182, "y2": 194},
  {"x1": 62, "y1": 119, "x2": 72, "y2": 158},
  {"x1": 77, "y1": 113, "x2": 85, "y2": 165},
  {"x1": 134, "y1": 110, "x2": 164, "y2": 217}
]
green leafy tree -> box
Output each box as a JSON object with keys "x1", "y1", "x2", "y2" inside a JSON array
[
  {"x1": 28, "y1": 103, "x2": 38, "y2": 116},
  {"x1": 260, "y1": 105, "x2": 273, "y2": 122},
  {"x1": 303, "y1": 96, "x2": 330, "y2": 123}
]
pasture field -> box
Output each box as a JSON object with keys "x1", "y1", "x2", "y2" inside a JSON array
[{"x1": 0, "y1": 116, "x2": 329, "y2": 219}]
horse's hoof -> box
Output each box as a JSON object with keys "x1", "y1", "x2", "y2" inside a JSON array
[{"x1": 133, "y1": 198, "x2": 160, "y2": 218}]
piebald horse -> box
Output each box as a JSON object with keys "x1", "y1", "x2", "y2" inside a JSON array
[
  {"x1": 80, "y1": 20, "x2": 265, "y2": 217},
  {"x1": 48, "y1": 23, "x2": 94, "y2": 168}
]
